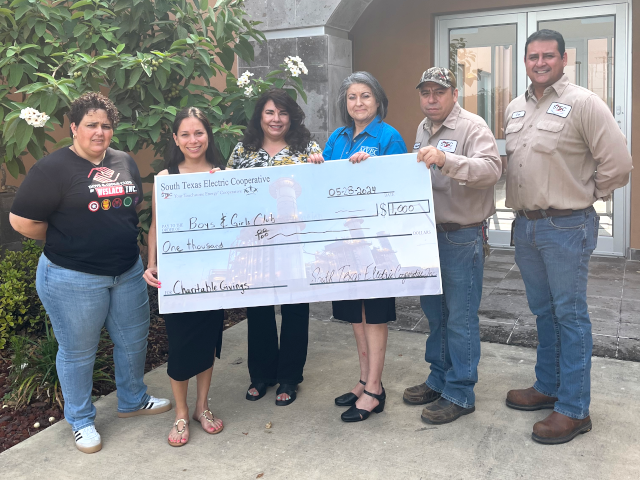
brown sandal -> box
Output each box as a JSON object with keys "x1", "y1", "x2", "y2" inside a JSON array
[
  {"x1": 192, "y1": 409, "x2": 223, "y2": 435},
  {"x1": 168, "y1": 418, "x2": 189, "y2": 447}
]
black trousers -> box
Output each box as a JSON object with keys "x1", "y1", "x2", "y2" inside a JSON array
[{"x1": 247, "y1": 303, "x2": 309, "y2": 385}]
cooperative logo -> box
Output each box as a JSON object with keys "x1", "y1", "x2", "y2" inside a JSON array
[
  {"x1": 547, "y1": 102, "x2": 572, "y2": 118},
  {"x1": 359, "y1": 146, "x2": 378, "y2": 156},
  {"x1": 436, "y1": 139, "x2": 458, "y2": 153},
  {"x1": 244, "y1": 185, "x2": 258, "y2": 195},
  {"x1": 88, "y1": 201, "x2": 99, "y2": 212}
]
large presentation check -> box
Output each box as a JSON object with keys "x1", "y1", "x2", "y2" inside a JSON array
[{"x1": 155, "y1": 153, "x2": 442, "y2": 314}]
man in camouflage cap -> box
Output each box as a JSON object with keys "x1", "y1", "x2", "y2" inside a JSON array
[{"x1": 403, "y1": 67, "x2": 504, "y2": 424}]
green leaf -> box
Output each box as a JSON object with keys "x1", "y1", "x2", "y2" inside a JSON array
[
  {"x1": 197, "y1": 48, "x2": 211, "y2": 66},
  {"x1": 15, "y1": 121, "x2": 34, "y2": 154},
  {"x1": 0, "y1": 8, "x2": 17, "y2": 29},
  {"x1": 147, "y1": 114, "x2": 161, "y2": 126},
  {"x1": 40, "y1": 93, "x2": 58, "y2": 114},
  {"x1": 127, "y1": 68, "x2": 143, "y2": 88},
  {"x1": 149, "y1": 122, "x2": 162, "y2": 142},
  {"x1": 8, "y1": 64, "x2": 24, "y2": 87},
  {"x1": 73, "y1": 23, "x2": 89, "y2": 37},
  {"x1": 84, "y1": 10, "x2": 95, "y2": 20},
  {"x1": 5, "y1": 158, "x2": 19, "y2": 178},
  {"x1": 115, "y1": 44, "x2": 125, "y2": 54},
  {"x1": 27, "y1": 140, "x2": 43, "y2": 162},
  {"x1": 34, "y1": 21, "x2": 46, "y2": 37},
  {"x1": 147, "y1": 83, "x2": 164, "y2": 103},
  {"x1": 126, "y1": 133, "x2": 137, "y2": 151},
  {"x1": 115, "y1": 68, "x2": 125, "y2": 89},
  {"x1": 70, "y1": 0, "x2": 93, "y2": 8},
  {"x1": 155, "y1": 68, "x2": 167, "y2": 88},
  {"x1": 53, "y1": 137, "x2": 73, "y2": 149}
]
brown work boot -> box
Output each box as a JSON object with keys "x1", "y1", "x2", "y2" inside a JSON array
[
  {"x1": 403, "y1": 383, "x2": 441, "y2": 405},
  {"x1": 532, "y1": 411, "x2": 592, "y2": 444},
  {"x1": 506, "y1": 387, "x2": 558, "y2": 411}
]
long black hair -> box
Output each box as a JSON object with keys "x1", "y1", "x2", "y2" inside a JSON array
[
  {"x1": 166, "y1": 107, "x2": 223, "y2": 171},
  {"x1": 241, "y1": 88, "x2": 311, "y2": 154}
]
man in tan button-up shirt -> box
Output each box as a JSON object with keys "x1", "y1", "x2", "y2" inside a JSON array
[
  {"x1": 504, "y1": 29, "x2": 632, "y2": 445},
  {"x1": 402, "y1": 67, "x2": 503, "y2": 425}
]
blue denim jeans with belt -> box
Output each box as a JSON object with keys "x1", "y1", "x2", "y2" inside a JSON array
[
  {"x1": 420, "y1": 225, "x2": 484, "y2": 409},
  {"x1": 36, "y1": 254, "x2": 151, "y2": 431},
  {"x1": 514, "y1": 207, "x2": 599, "y2": 420}
]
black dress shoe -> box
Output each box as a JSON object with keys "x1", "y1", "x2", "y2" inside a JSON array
[
  {"x1": 341, "y1": 388, "x2": 385, "y2": 422},
  {"x1": 420, "y1": 398, "x2": 475, "y2": 425},
  {"x1": 335, "y1": 380, "x2": 366, "y2": 407}
]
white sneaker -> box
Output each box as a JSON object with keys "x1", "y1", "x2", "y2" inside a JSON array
[
  {"x1": 74, "y1": 425, "x2": 102, "y2": 454},
  {"x1": 117, "y1": 395, "x2": 172, "y2": 418}
]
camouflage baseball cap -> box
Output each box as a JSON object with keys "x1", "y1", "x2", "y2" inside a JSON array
[{"x1": 416, "y1": 67, "x2": 457, "y2": 89}]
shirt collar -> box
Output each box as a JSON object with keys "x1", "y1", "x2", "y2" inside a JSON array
[
  {"x1": 525, "y1": 74, "x2": 570, "y2": 101},
  {"x1": 341, "y1": 115, "x2": 384, "y2": 139},
  {"x1": 422, "y1": 102, "x2": 461, "y2": 132}
]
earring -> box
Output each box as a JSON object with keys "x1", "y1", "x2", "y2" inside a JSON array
[{"x1": 73, "y1": 134, "x2": 77, "y2": 139}]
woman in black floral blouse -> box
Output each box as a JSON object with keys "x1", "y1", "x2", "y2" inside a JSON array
[{"x1": 228, "y1": 89, "x2": 321, "y2": 406}]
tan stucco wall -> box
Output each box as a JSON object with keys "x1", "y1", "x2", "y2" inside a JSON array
[{"x1": 352, "y1": 0, "x2": 639, "y2": 249}]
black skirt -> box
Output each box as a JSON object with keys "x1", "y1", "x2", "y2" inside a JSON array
[
  {"x1": 332, "y1": 298, "x2": 396, "y2": 324},
  {"x1": 164, "y1": 310, "x2": 224, "y2": 381}
]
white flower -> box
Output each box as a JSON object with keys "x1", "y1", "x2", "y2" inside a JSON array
[
  {"x1": 244, "y1": 86, "x2": 253, "y2": 96},
  {"x1": 283, "y1": 56, "x2": 307, "y2": 77},
  {"x1": 48, "y1": 416, "x2": 56, "y2": 423},
  {"x1": 236, "y1": 71, "x2": 254, "y2": 87},
  {"x1": 19, "y1": 108, "x2": 49, "y2": 128},
  {"x1": 33, "y1": 422, "x2": 40, "y2": 428}
]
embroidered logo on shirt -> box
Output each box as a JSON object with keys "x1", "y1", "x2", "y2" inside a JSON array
[
  {"x1": 547, "y1": 103, "x2": 572, "y2": 118},
  {"x1": 112, "y1": 198, "x2": 122, "y2": 208},
  {"x1": 511, "y1": 111, "x2": 526, "y2": 119},
  {"x1": 413, "y1": 142, "x2": 421, "y2": 150},
  {"x1": 436, "y1": 140, "x2": 457, "y2": 153},
  {"x1": 101, "y1": 199, "x2": 111, "y2": 210},
  {"x1": 359, "y1": 146, "x2": 379, "y2": 156},
  {"x1": 88, "y1": 201, "x2": 99, "y2": 212},
  {"x1": 123, "y1": 197, "x2": 133, "y2": 207}
]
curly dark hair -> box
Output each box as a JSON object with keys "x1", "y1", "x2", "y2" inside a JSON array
[
  {"x1": 67, "y1": 92, "x2": 119, "y2": 135},
  {"x1": 242, "y1": 89, "x2": 311, "y2": 154},
  {"x1": 166, "y1": 107, "x2": 223, "y2": 172}
]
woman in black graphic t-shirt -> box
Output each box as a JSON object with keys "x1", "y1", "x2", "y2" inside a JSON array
[
  {"x1": 10, "y1": 92, "x2": 171, "y2": 454},
  {"x1": 143, "y1": 107, "x2": 226, "y2": 447}
]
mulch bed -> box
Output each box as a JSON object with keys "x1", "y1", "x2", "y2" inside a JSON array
[{"x1": 0, "y1": 285, "x2": 246, "y2": 453}]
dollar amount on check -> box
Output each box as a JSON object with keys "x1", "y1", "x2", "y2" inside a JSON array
[{"x1": 155, "y1": 153, "x2": 442, "y2": 314}]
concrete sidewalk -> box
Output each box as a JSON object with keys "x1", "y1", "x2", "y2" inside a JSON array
[
  {"x1": 309, "y1": 249, "x2": 640, "y2": 361},
  {"x1": 2, "y1": 319, "x2": 639, "y2": 479}
]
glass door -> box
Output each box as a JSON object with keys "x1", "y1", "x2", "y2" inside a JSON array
[
  {"x1": 436, "y1": 2, "x2": 630, "y2": 255},
  {"x1": 529, "y1": 3, "x2": 630, "y2": 255},
  {"x1": 436, "y1": 12, "x2": 528, "y2": 248}
]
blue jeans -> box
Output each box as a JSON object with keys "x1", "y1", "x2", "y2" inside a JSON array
[
  {"x1": 420, "y1": 226, "x2": 484, "y2": 408},
  {"x1": 36, "y1": 254, "x2": 151, "y2": 431},
  {"x1": 514, "y1": 207, "x2": 599, "y2": 420}
]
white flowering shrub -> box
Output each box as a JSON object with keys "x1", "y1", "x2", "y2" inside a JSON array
[{"x1": 0, "y1": 0, "x2": 309, "y2": 198}]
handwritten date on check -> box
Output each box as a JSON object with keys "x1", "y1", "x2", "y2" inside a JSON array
[{"x1": 155, "y1": 153, "x2": 442, "y2": 314}]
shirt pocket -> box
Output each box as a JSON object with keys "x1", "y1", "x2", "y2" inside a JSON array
[
  {"x1": 532, "y1": 120, "x2": 565, "y2": 154},
  {"x1": 505, "y1": 122, "x2": 524, "y2": 156}
]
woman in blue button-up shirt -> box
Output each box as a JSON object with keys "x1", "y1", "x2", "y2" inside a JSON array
[{"x1": 309, "y1": 71, "x2": 407, "y2": 423}]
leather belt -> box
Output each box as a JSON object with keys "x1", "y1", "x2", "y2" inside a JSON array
[
  {"x1": 436, "y1": 222, "x2": 483, "y2": 233},
  {"x1": 515, "y1": 208, "x2": 572, "y2": 220}
]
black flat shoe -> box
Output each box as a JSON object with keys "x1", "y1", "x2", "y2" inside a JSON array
[
  {"x1": 246, "y1": 382, "x2": 275, "y2": 401},
  {"x1": 341, "y1": 388, "x2": 386, "y2": 422},
  {"x1": 275, "y1": 384, "x2": 298, "y2": 406},
  {"x1": 335, "y1": 380, "x2": 366, "y2": 407}
]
